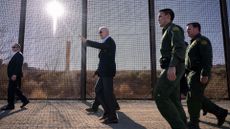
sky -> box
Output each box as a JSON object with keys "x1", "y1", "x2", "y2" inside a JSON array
[{"x1": 0, "y1": 0, "x2": 229, "y2": 71}]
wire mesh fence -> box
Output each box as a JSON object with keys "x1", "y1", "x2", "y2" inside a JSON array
[
  {"x1": 0, "y1": 0, "x2": 229, "y2": 99},
  {"x1": 1, "y1": 0, "x2": 82, "y2": 99},
  {"x1": 0, "y1": 0, "x2": 21, "y2": 99},
  {"x1": 86, "y1": 0, "x2": 151, "y2": 99}
]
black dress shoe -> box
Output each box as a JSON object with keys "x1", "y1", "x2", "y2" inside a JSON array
[
  {"x1": 85, "y1": 108, "x2": 98, "y2": 113},
  {"x1": 20, "y1": 100, "x2": 29, "y2": 108},
  {"x1": 99, "y1": 114, "x2": 109, "y2": 120},
  {"x1": 217, "y1": 109, "x2": 228, "y2": 126},
  {"x1": 1, "y1": 106, "x2": 14, "y2": 110},
  {"x1": 116, "y1": 105, "x2": 120, "y2": 110},
  {"x1": 102, "y1": 118, "x2": 118, "y2": 124}
]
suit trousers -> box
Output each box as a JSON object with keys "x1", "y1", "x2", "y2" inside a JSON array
[
  {"x1": 92, "y1": 79, "x2": 119, "y2": 110},
  {"x1": 7, "y1": 77, "x2": 27, "y2": 107},
  {"x1": 95, "y1": 77, "x2": 117, "y2": 119}
]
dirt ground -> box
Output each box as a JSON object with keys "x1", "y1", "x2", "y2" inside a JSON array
[{"x1": 0, "y1": 100, "x2": 229, "y2": 129}]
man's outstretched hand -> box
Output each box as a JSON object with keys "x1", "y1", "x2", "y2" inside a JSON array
[{"x1": 79, "y1": 35, "x2": 87, "y2": 43}]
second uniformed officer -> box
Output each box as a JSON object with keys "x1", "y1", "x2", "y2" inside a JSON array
[
  {"x1": 154, "y1": 8, "x2": 187, "y2": 129},
  {"x1": 185, "y1": 22, "x2": 228, "y2": 129}
]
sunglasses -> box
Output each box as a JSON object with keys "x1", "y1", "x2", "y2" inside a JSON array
[{"x1": 99, "y1": 31, "x2": 103, "y2": 34}]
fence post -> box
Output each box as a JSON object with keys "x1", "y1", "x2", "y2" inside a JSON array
[
  {"x1": 219, "y1": 0, "x2": 230, "y2": 99},
  {"x1": 148, "y1": 0, "x2": 157, "y2": 99},
  {"x1": 81, "y1": 0, "x2": 87, "y2": 100},
  {"x1": 18, "y1": 0, "x2": 27, "y2": 53}
]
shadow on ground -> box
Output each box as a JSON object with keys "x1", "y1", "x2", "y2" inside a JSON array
[
  {"x1": 0, "y1": 107, "x2": 27, "y2": 120},
  {"x1": 82, "y1": 100, "x2": 146, "y2": 129}
]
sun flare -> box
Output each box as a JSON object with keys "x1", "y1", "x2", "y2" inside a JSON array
[{"x1": 46, "y1": 0, "x2": 64, "y2": 35}]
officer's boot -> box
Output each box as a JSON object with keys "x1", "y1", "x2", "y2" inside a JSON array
[
  {"x1": 215, "y1": 108, "x2": 228, "y2": 127},
  {"x1": 203, "y1": 102, "x2": 228, "y2": 126}
]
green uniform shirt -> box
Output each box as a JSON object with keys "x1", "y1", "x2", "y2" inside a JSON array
[
  {"x1": 185, "y1": 34, "x2": 213, "y2": 76},
  {"x1": 160, "y1": 23, "x2": 186, "y2": 67}
]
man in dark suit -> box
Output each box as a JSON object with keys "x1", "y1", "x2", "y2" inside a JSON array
[
  {"x1": 80, "y1": 27, "x2": 118, "y2": 124},
  {"x1": 1, "y1": 43, "x2": 29, "y2": 110}
]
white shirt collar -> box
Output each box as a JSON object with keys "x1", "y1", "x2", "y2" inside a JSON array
[{"x1": 101, "y1": 35, "x2": 110, "y2": 43}]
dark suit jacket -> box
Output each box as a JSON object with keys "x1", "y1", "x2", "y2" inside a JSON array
[
  {"x1": 7, "y1": 52, "x2": 23, "y2": 78},
  {"x1": 86, "y1": 37, "x2": 116, "y2": 77}
]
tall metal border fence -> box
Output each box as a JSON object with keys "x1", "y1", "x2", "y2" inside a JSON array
[{"x1": 0, "y1": 0, "x2": 229, "y2": 99}]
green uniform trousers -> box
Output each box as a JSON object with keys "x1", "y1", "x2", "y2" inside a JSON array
[
  {"x1": 187, "y1": 71, "x2": 222, "y2": 123},
  {"x1": 154, "y1": 63, "x2": 187, "y2": 129}
]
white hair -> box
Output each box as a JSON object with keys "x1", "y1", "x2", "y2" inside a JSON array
[{"x1": 98, "y1": 26, "x2": 109, "y2": 33}]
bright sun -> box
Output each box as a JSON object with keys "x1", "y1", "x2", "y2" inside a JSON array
[{"x1": 46, "y1": 0, "x2": 64, "y2": 35}]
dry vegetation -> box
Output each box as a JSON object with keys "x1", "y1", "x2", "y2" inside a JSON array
[
  {"x1": 0, "y1": 64, "x2": 80, "y2": 99},
  {"x1": 86, "y1": 70, "x2": 151, "y2": 99},
  {"x1": 0, "y1": 64, "x2": 228, "y2": 99},
  {"x1": 205, "y1": 65, "x2": 228, "y2": 99}
]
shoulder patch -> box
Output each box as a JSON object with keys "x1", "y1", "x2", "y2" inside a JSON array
[
  {"x1": 200, "y1": 40, "x2": 208, "y2": 45},
  {"x1": 172, "y1": 26, "x2": 180, "y2": 32}
]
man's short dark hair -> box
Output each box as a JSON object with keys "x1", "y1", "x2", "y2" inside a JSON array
[
  {"x1": 187, "y1": 22, "x2": 201, "y2": 32},
  {"x1": 159, "y1": 8, "x2": 175, "y2": 21}
]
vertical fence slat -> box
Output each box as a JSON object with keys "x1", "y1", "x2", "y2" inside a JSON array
[
  {"x1": 148, "y1": 0, "x2": 157, "y2": 99},
  {"x1": 18, "y1": 0, "x2": 27, "y2": 53},
  {"x1": 219, "y1": 0, "x2": 230, "y2": 99},
  {"x1": 81, "y1": 0, "x2": 87, "y2": 100}
]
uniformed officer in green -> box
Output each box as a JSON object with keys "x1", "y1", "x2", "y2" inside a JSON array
[
  {"x1": 185, "y1": 22, "x2": 228, "y2": 129},
  {"x1": 154, "y1": 8, "x2": 187, "y2": 129}
]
